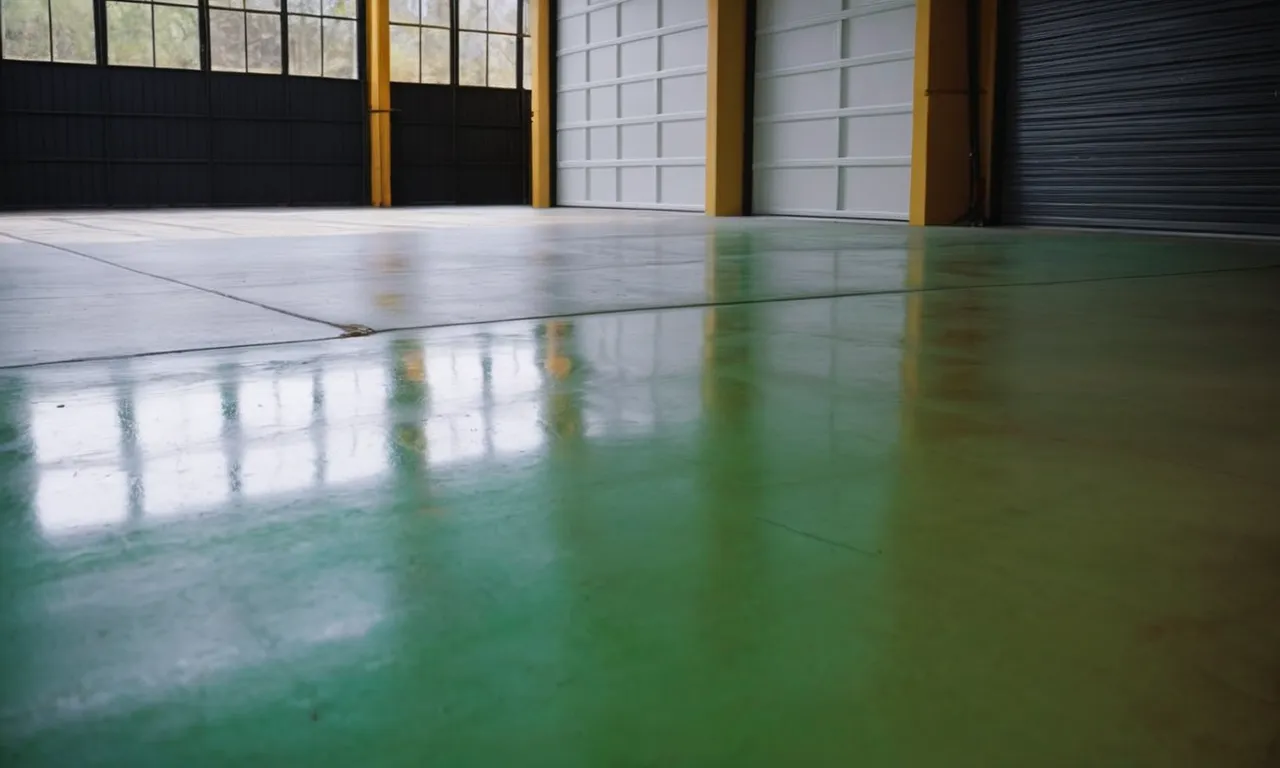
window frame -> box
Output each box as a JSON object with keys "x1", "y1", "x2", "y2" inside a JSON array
[{"x1": 1, "y1": 0, "x2": 528, "y2": 89}]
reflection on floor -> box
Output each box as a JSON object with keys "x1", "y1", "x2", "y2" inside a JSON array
[{"x1": 1, "y1": 209, "x2": 1280, "y2": 766}]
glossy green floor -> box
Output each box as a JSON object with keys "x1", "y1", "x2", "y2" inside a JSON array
[{"x1": 2, "y1": 210, "x2": 1280, "y2": 766}]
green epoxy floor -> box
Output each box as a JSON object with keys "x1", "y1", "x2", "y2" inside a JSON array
[{"x1": 2, "y1": 209, "x2": 1280, "y2": 766}]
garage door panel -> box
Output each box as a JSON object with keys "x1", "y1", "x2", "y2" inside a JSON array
[
  {"x1": 621, "y1": 0, "x2": 659, "y2": 31},
  {"x1": 587, "y1": 87, "x2": 617, "y2": 120},
  {"x1": 764, "y1": 25, "x2": 841, "y2": 71},
  {"x1": 1004, "y1": 0, "x2": 1280, "y2": 235},
  {"x1": 557, "y1": 128, "x2": 587, "y2": 162},
  {"x1": 660, "y1": 118, "x2": 704, "y2": 157},
  {"x1": 620, "y1": 124, "x2": 658, "y2": 160},
  {"x1": 760, "y1": 0, "x2": 843, "y2": 28},
  {"x1": 658, "y1": 166, "x2": 705, "y2": 209},
  {"x1": 841, "y1": 59, "x2": 914, "y2": 108},
  {"x1": 840, "y1": 164, "x2": 910, "y2": 217},
  {"x1": 621, "y1": 38, "x2": 659, "y2": 72},
  {"x1": 841, "y1": 113, "x2": 912, "y2": 159},
  {"x1": 757, "y1": 119, "x2": 840, "y2": 162},
  {"x1": 844, "y1": 6, "x2": 916, "y2": 54},
  {"x1": 757, "y1": 70, "x2": 841, "y2": 116},
  {"x1": 621, "y1": 167, "x2": 657, "y2": 203},
  {"x1": 556, "y1": 0, "x2": 707, "y2": 210},
  {"x1": 754, "y1": 0, "x2": 915, "y2": 220},
  {"x1": 660, "y1": 73, "x2": 707, "y2": 114},
  {"x1": 755, "y1": 168, "x2": 838, "y2": 214},
  {"x1": 619, "y1": 81, "x2": 658, "y2": 117}
]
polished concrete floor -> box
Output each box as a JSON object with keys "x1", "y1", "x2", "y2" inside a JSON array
[{"x1": 1, "y1": 208, "x2": 1279, "y2": 766}]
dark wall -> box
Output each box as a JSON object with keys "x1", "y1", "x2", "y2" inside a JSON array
[
  {"x1": 0, "y1": 60, "x2": 366, "y2": 210},
  {"x1": 390, "y1": 83, "x2": 530, "y2": 206}
]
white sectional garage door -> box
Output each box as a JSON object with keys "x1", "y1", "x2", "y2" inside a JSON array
[
  {"x1": 555, "y1": 0, "x2": 708, "y2": 211},
  {"x1": 753, "y1": 0, "x2": 916, "y2": 219}
]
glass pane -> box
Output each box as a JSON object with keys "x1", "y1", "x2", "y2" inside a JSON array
[
  {"x1": 51, "y1": 0, "x2": 96, "y2": 63},
  {"x1": 421, "y1": 0, "x2": 448, "y2": 27},
  {"x1": 388, "y1": 0, "x2": 416, "y2": 24},
  {"x1": 287, "y1": 14, "x2": 320, "y2": 75},
  {"x1": 209, "y1": 9, "x2": 246, "y2": 71},
  {"x1": 458, "y1": 31, "x2": 485, "y2": 86},
  {"x1": 321, "y1": 0, "x2": 355, "y2": 17},
  {"x1": 106, "y1": 1, "x2": 152, "y2": 66},
  {"x1": 246, "y1": 0, "x2": 279, "y2": 9},
  {"x1": 164, "y1": 0, "x2": 197, "y2": 6},
  {"x1": 490, "y1": 0, "x2": 516, "y2": 33},
  {"x1": 154, "y1": 4, "x2": 200, "y2": 69},
  {"x1": 209, "y1": 0, "x2": 244, "y2": 8},
  {"x1": 522, "y1": 36, "x2": 530, "y2": 89},
  {"x1": 522, "y1": 0, "x2": 528, "y2": 36},
  {"x1": 458, "y1": 0, "x2": 484, "y2": 31},
  {"x1": 488, "y1": 32, "x2": 515, "y2": 88},
  {"x1": 321, "y1": 17, "x2": 355, "y2": 78},
  {"x1": 246, "y1": 11, "x2": 281, "y2": 73},
  {"x1": 421, "y1": 25, "x2": 448, "y2": 84},
  {"x1": 288, "y1": 0, "x2": 319, "y2": 14},
  {"x1": 1, "y1": 0, "x2": 52, "y2": 61},
  {"x1": 389, "y1": 23, "x2": 418, "y2": 83}
]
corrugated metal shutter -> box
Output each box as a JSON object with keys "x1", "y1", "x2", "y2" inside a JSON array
[{"x1": 1002, "y1": 0, "x2": 1280, "y2": 236}]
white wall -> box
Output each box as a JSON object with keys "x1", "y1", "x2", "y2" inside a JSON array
[
  {"x1": 555, "y1": 0, "x2": 708, "y2": 211},
  {"x1": 753, "y1": 0, "x2": 916, "y2": 219}
]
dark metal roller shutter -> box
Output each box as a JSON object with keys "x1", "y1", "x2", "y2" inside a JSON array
[{"x1": 1002, "y1": 0, "x2": 1280, "y2": 236}]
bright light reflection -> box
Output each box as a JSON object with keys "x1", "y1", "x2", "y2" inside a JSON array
[
  {"x1": 240, "y1": 375, "x2": 315, "y2": 434},
  {"x1": 37, "y1": 465, "x2": 129, "y2": 534},
  {"x1": 325, "y1": 425, "x2": 388, "y2": 484},
  {"x1": 135, "y1": 383, "x2": 223, "y2": 454},
  {"x1": 143, "y1": 450, "x2": 229, "y2": 519},
  {"x1": 242, "y1": 438, "x2": 317, "y2": 497},
  {"x1": 32, "y1": 396, "x2": 119, "y2": 463},
  {"x1": 426, "y1": 347, "x2": 483, "y2": 406},
  {"x1": 323, "y1": 366, "x2": 387, "y2": 420},
  {"x1": 490, "y1": 400, "x2": 544, "y2": 457},
  {"x1": 489, "y1": 342, "x2": 540, "y2": 398},
  {"x1": 424, "y1": 412, "x2": 486, "y2": 466}
]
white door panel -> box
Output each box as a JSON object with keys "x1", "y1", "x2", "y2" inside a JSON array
[
  {"x1": 556, "y1": 0, "x2": 708, "y2": 211},
  {"x1": 754, "y1": 0, "x2": 916, "y2": 219}
]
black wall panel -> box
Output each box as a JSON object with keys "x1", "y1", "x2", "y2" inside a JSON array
[
  {"x1": 1002, "y1": 0, "x2": 1280, "y2": 236},
  {"x1": 0, "y1": 60, "x2": 365, "y2": 210},
  {"x1": 391, "y1": 82, "x2": 529, "y2": 206}
]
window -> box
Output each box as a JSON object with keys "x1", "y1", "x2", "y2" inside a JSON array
[
  {"x1": 458, "y1": 0, "x2": 520, "y2": 88},
  {"x1": 389, "y1": 0, "x2": 448, "y2": 84},
  {"x1": 209, "y1": 0, "x2": 282, "y2": 74},
  {"x1": 1, "y1": 0, "x2": 96, "y2": 63},
  {"x1": 106, "y1": 0, "x2": 199, "y2": 69},
  {"x1": 287, "y1": 0, "x2": 356, "y2": 79}
]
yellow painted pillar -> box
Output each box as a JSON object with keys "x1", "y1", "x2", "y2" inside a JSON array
[
  {"x1": 366, "y1": 0, "x2": 391, "y2": 206},
  {"x1": 530, "y1": 0, "x2": 554, "y2": 208},
  {"x1": 705, "y1": 0, "x2": 749, "y2": 216},
  {"x1": 908, "y1": 0, "x2": 998, "y2": 225}
]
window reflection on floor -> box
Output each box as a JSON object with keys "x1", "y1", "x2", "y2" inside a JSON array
[
  {"x1": 242, "y1": 435, "x2": 317, "y2": 497},
  {"x1": 144, "y1": 450, "x2": 230, "y2": 519},
  {"x1": 25, "y1": 319, "x2": 709, "y2": 541},
  {"x1": 31, "y1": 396, "x2": 119, "y2": 463},
  {"x1": 36, "y1": 464, "x2": 130, "y2": 534}
]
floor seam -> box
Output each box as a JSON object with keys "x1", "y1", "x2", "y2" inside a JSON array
[
  {"x1": 0, "y1": 231, "x2": 354, "y2": 332},
  {"x1": 2, "y1": 250, "x2": 1277, "y2": 371}
]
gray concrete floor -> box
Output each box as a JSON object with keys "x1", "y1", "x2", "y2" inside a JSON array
[{"x1": 7, "y1": 206, "x2": 1279, "y2": 368}]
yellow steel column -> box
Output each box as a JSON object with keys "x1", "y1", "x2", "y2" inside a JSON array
[
  {"x1": 531, "y1": 0, "x2": 554, "y2": 208},
  {"x1": 704, "y1": 0, "x2": 748, "y2": 216},
  {"x1": 908, "y1": 0, "x2": 998, "y2": 225},
  {"x1": 367, "y1": 0, "x2": 391, "y2": 206}
]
